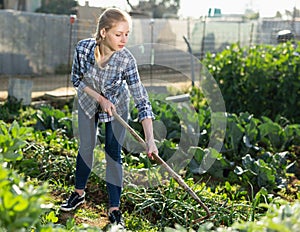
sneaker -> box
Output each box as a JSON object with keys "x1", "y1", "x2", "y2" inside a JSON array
[
  {"x1": 60, "y1": 191, "x2": 85, "y2": 211},
  {"x1": 108, "y1": 210, "x2": 125, "y2": 228}
]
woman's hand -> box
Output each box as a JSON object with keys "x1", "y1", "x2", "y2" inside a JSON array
[
  {"x1": 97, "y1": 95, "x2": 115, "y2": 116},
  {"x1": 146, "y1": 139, "x2": 158, "y2": 160},
  {"x1": 83, "y1": 86, "x2": 115, "y2": 116},
  {"x1": 141, "y1": 118, "x2": 158, "y2": 160}
]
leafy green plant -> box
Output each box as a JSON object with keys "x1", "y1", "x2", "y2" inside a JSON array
[
  {"x1": 259, "y1": 116, "x2": 300, "y2": 152},
  {"x1": 34, "y1": 105, "x2": 73, "y2": 138},
  {"x1": 1, "y1": 87, "x2": 300, "y2": 231},
  {"x1": 123, "y1": 180, "x2": 206, "y2": 230},
  {"x1": 235, "y1": 154, "x2": 277, "y2": 191},
  {"x1": 203, "y1": 42, "x2": 300, "y2": 123},
  {"x1": 0, "y1": 96, "x2": 24, "y2": 122},
  {"x1": 188, "y1": 146, "x2": 233, "y2": 180},
  {"x1": 16, "y1": 129, "x2": 77, "y2": 182},
  {"x1": 0, "y1": 164, "x2": 49, "y2": 231},
  {"x1": 123, "y1": 177, "x2": 252, "y2": 230},
  {"x1": 232, "y1": 200, "x2": 300, "y2": 231},
  {"x1": 234, "y1": 151, "x2": 293, "y2": 192},
  {"x1": 0, "y1": 120, "x2": 33, "y2": 163}
]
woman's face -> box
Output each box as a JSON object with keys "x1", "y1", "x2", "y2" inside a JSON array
[{"x1": 102, "y1": 21, "x2": 130, "y2": 51}]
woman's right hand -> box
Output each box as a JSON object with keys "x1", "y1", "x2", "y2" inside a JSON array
[
  {"x1": 97, "y1": 94, "x2": 115, "y2": 116},
  {"x1": 83, "y1": 86, "x2": 115, "y2": 116}
]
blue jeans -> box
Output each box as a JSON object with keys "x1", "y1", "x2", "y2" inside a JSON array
[{"x1": 75, "y1": 105, "x2": 126, "y2": 208}]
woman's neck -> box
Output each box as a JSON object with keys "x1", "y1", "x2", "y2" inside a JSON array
[
  {"x1": 95, "y1": 44, "x2": 114, "y2": 68},
  {"x1": 99, "y1": 43, "x2": 114, "y2": 58}
]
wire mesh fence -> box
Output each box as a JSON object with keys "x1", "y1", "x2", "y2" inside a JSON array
[{"x1": 0, "y1": 9, "x2": 298, "y2": 103}]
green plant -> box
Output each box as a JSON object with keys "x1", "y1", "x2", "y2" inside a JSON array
[
  {"x1": 0, "y1": 164, "x2": 49, "y2": 231},
  {"x1": 0, "y1": 120, "x2": 33, "y2": 163},
  {"x1": 34, "y1": 105, "x2": 73, "y2": 138},
  {"x1": 232, "y1": 199, "x2": 300, "y2": 231},
  {"x1": 203, "y1": 42, "x2": 300, "y2": 123},
  {"x1": 1, "y1": 94, "x2": 300, "y2": 230},
  {"x1": 17, "y1": 130, "x2": 77, "y2": 182},
  {"x1": 0, "y1": 96, "x2": 24, "y2": 122}
]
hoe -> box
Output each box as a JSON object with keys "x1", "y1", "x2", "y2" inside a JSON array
[{"x1": 112, "y1": 109, "x2": 211, "y2": 222}]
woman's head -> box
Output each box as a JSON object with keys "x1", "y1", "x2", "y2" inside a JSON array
[{"x1": 94, "y1": 8, "x2": 132, "y2": 44}]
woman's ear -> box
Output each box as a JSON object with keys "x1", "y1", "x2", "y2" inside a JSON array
[{"x1": 100, "y1": 28, "x2": 106, "y2": 39}]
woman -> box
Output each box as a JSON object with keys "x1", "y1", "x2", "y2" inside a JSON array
[{"x1": 60, "y1": 8, "x2": 158, "y2": 228}]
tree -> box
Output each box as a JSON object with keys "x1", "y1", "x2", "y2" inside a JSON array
[
  {"x1": 17, "y1": 0, "x2": 26, "y2": 11},
  {"x1": 35, "y1": 0, "x2": 78, "y2": 15},
  {"x1": 244, "y1": 8, "x2": 259, "y2": 20},
  {"x1": 127, "y1": 0, "x2": 180, "y2": 18},
  {"x1": 275, "y1": 11, "x2": 282, "y2": 18}
]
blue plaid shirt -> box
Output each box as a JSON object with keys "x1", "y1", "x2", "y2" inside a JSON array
[{"x1": 71, "y1": 38, "x2": 154, "y2": 122}]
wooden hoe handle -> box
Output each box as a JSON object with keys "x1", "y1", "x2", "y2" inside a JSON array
[{"x1": 112, "y1": 109, "x2": 211, "y2": 221}]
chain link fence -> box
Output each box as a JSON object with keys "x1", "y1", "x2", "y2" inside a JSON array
[{"x1": 0, "y1": 10, "x2": 298, "y2": 103}]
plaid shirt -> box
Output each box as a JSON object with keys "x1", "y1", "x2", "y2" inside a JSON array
[{"x1": 71, "y1": 38, "x2": 154, "y2": 122}]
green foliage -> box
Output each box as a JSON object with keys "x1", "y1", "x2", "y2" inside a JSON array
[
  {"x1": 131, "y1": 0, "x2": 180, "y2": 18},
  {"x1": 128, "y1": 91, "x2": 300, "y2": 195},
  {"x1": 203, "y1": 42, "x2": 300, "y2": 123},
  {"x1": 123, "y1": 180, "x2": 205, "y2": 230},
  {"x1": 188, "y1": 147, "x2": 234, "y2": 180},
  {"x1": 0, "y1": 96, "x2": 23, "y2": 122},
  {"x1": 15, "y1": 128, "x2": 78, "y2": 182},
  {"x1": 189, "y1": 111, "x2": 300, "y2": 193},
  {"x1": 140, "y1": 97, "x2": 182, "y2": 143},
  {"x1": 0, "y1": 164, "x2": 49, "y2": 231},
  {"x1": 123, "y1": 178, "x2": 256, "y2": 230},
  {"x1": 36, "y1": 0, "x2": 78, "y2": 15},
  {"x1": 165, "y1": 223, "x2": 215, "y2": 232},
  {"x1": 0, "y1": 84, "x2": 299, "y2": 231},
  {"x1": 122, "y1": 211, "x2": 159, "y2": 231},
  {"x1": 34, "y1": 104, "x2": 73, "y2": 138},
  {"x1": 189, "y1": 85, "x2": 208, "y2": 111},
  {"x1": 0, "y1": 120, "x2": 33, "y2": 163},
  {"x1": 0, "y1": 162, "x2": 100, "y2": 231},
  {"x1": 232, "y1": 200, "x2": 300, "y2": 231}
]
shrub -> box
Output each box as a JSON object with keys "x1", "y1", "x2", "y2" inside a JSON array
[{"x1": 202, "y1": 42, "x2": 300, "y2": 123}]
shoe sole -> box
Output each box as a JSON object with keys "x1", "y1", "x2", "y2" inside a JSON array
[
  {"x1": 110, "y1": 224, "x2": 126, "y2": 231},
  {"x1": 60, "y1": 199, "x2": 85, "y2": 212}
]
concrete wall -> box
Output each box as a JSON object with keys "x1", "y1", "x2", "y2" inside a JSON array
[{"x1": 0, "y1": 10, "x2": 71, "y2": 75}]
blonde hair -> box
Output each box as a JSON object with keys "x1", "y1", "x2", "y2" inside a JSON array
[{"x1": 94, "y1": 8, "x2": 132, "y2": 44}]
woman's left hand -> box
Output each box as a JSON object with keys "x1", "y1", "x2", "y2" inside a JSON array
[
  {"x1": 141, "y1": 118, "x2": 157, "y2": 160},
  {"x1": 146, "y1": 140, "x2": 158, "y2": 160}
]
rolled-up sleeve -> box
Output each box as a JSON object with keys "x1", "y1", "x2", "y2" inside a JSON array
[
  {"x1": 124, "y1": 59, "x2": 154, "y2": 122},
  {"x1": 71, "y1": 46, "x2": 87, "y2": 91}
]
